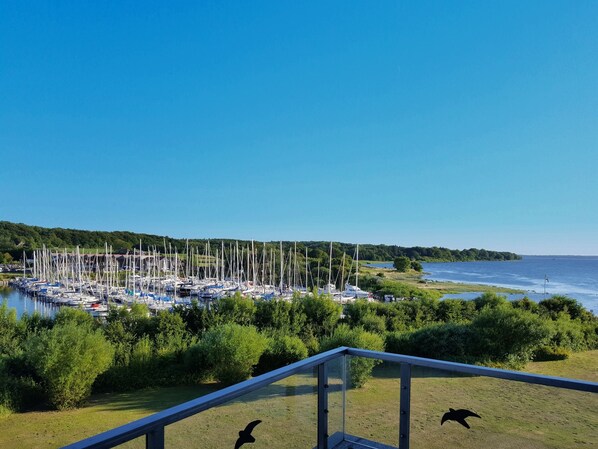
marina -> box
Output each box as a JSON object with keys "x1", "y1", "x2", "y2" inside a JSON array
[{"x1": 5, "y1": 242, "x2": 374, "y2": 318}]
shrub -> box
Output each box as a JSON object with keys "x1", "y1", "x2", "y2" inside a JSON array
[
  {"x1": 512, "y1": 297, "x2": 540, "y2": 313},
  {"x1": 26, "y1": 323, "x2": 114, "y2": 409},
  {"x1": 393, "y1": 256, "x2": 411, "y2": 272},
  {"x1": 384, "y1": 331, "x2": 410, "y2": 354},
  {"x1": 396, "y1": 323, "x2": 475, "y2": 362},
  {"x1": 0, "y1": 302, "x2": 21, "y2": 357},
  {"x1": 539, "y1": 296, "x2": 593, "y2": 322},
  {"x1": 300, "y1": 292, "x2": 342, "y2": 336},
  {"x1": 437, "y1": 299, "x2": 475, "y2": 323},
  {"x1": 533, "y1": 346, "x2": 570, "y2": 361},
  {"x1": 411, "y1": 261, "x2": 423, "y2": 272},
  {"x1": 359, "y1": 313, "x2": 387, "y2": 334},
  {"x1": 254, "y1": 298, "x2": 306, "y2": 335},
  {"x1": 153, "y1": 311, "x2": 190, "y2": 358},
  {"x1": 320, "y1": 324, "x2": 384, "y2": 387},
  {"x1": 255, "y1": 334, "x2": 308, "y2": 375},
  {"x1": 215, "y1": 292, "x2": 257, "y2": 326},
  {"x1": 196, "y1": 324, "x2": 267, "y2": 384},
  {"x1": 54, "y1": 307, "x2": 95, "y2": 328},
  {"x1": 0, "y1": 357, "x2": 45, "y2": 413},
  {"x1": 470, "y1": 306, "x2": 551, "y2": 367},
  {"x1": 473, "y1": 292, "x2": 509, "y2": 310},
  {"x1": 547, "y1": 315, "x2": 588, "y2": 351},
  {"x1": 184, "y1": 342, "x2": 209, "y2": 380}
]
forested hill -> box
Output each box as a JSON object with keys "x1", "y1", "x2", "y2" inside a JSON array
[{"x1": 0, "y1": 221, "x2": 520, "y2": 262}]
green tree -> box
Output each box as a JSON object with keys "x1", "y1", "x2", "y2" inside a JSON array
[
  {"x1": 153, "y1": 311, "x2": 189, "y2": 357},
  {"x1": 194, "y1": 324, "x2": 267, "y2": 384},
  {"x1": 539, "y1": 296, "x2": 593, "y2": 322},
  {"x1": 300, "y1": 291, "x2": 342, "y2": 336},
  {"x1": 255, "y1": 334, "x2": 308, "y2": 375},
  {"x1": 254, "y1": 299, "x2": 306, "y2": 335},
  {"x1": 215, "y1": 292, "x2": 257, "y2": 326},
  {"x1": 410, "y1": 260, "x2": 423, "y2": 272},
  {"x1": 26, "y1": 323, "x2": 114, "y2": 409},
  {"x1": 470, "y1": 306, "x2": 551, "y2": 367},
  {"x1": 320, "y1": 324, "x2": 384, "y2": 387},
  {"x1": 0, "y1": 303, "x2": 20, "y2": 358},
  {"x1": 393, "y1": 256, "x2": 411, "y2": 272}
]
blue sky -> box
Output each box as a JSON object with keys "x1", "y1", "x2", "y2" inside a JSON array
[{"x1": 1, "y1": 1, "x2": 597, "y2": 255}]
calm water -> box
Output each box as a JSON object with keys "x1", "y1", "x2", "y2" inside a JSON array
[
  {"x1": 369, "y1": 256, "x2": 598, "y2": 313},
  {"x1": 0, "y1": 287, "x2": 58, "y2": 318}
]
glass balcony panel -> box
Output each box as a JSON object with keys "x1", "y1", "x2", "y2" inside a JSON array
[
  {"x1": 326, "y1": 356, "x2": 346, "y2": 447},
  {"x1": 344, "y1": 356, "x2": 401, "y2": 448},
  {"x1": 166, "y1": 368, "x2": 318, "y2": 449},
  {"x1": 410, "y1": 366, "x2": 598, "y2": 449}
]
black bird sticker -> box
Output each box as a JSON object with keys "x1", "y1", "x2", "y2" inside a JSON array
[
  {"x1": 234, "y1": 420, "x2": 262, "y2": 449},
  {"x1": 441, "y1": 408, "x2": 481, "y2": 429}
]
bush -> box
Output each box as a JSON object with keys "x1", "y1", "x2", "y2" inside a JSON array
[
  {"x1": 470, "y1": 306, "x2": 551, "y2": 367},
  {"x1": 196, "y1": 324, "x2": 267, "y2": 384},
  {"x1": 539, "y1": 296, "x2": 593, "y2": 322},
  {"x1": 546, "y1": 315, "x2": 588, "y2": 351},
  {"x1": 153, "y1": 311, "x2": 191, "y2": 358},
  {"x1": 344, "y1": 301, "x2": 386, "y2": 333},
  {"x1": 359, "y1": 313, "x2": 387, "y2": 334},
  {"x1": 393, "y1": 256, "x2": 411, "y2": 272},
  {"x1": 320, "y1": 324, "x2": 384, "y2": 387},
  {"x1": 473, "y1": 292, "x2": 509, "y2": 310},
  {"x1": 300, "y1": 292, "x2": 342, "y2": 336},
  {"x1": 215, "y1": 292, "x2": 257, "y2": 326},
  {"x1": 411, "y1": 261, "x2": 423, "y2": 272},
  {"x1": 395, "y1": 323, "x2": 476, "y2": 362},
  {"x1": 254, "y1": 298, "x2": 306, "y2": 335},
  {"x1": 437, "y1": 299, "x2": 476, "y2": 323},
  {"x1": 0, "y1": 357, "x2": 45, "y2": 413},
  {"x1": 184, "y1": 342, "x2": 209, "y2": 381},
  {"x1": 533, "y1": 346, "x2": 570, "y2": 361},
  {"x1": 384, "y1": 331, "x2": 410, "y2": 354},
  {"x1": 54, "y1": 307, "x2": 96, "y2": 328},
  {"x1": 0, "y1": 302, "x2": 20, "y2": 357},
  {"x1": 255, "y1": 334, "x2": 308, "y2": 375},
  {"x1": 25, "y1": 323, "x2": 114, "y2": 409}
]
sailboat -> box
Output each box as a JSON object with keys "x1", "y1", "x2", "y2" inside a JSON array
[{"x1": 340, "y1": 244, "x2": 373, "y2": 302}]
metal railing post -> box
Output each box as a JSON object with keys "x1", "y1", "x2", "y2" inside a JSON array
[
  {"x1": 146, "y1": 427, "x2": 164, "y2": 449},
  {"x1": 342, "y1": 354, "x2": 347, "y2": 439},
  {"x1": 317, "y1": 362, "x2": 329, "y2": 449},
  {"x1": 399, "y1": 363, "x2": 411, "y2": 449}
]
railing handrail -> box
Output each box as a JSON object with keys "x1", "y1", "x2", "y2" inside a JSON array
[
  {"x1": 62, "y1": 347, "x2": 348, "y2": 449},
  {"x1": 347, "y1": 348, "x2": 598, "y2": 393},
  {"x1": 62, "y1": 347, "x2": 598, "y2": 449}
]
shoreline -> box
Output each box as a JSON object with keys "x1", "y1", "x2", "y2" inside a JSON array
[{"x1": 361, "y1": 262, "x2": 525, "y2": 296}]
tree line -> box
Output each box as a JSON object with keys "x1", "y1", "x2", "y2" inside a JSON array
[
  {"x1": 1, "y1": 287, "x2": 595, "y2": 413},
  {"x1": 0, "y1": 221, "x2": 520, "y2": 262}
]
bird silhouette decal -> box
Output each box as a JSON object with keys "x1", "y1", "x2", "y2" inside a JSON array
[
  {"x1": 234, "y1": 420, "x2": 262, "y2": 449},
  {"x1": 441, "y1": 408, "x2": 481, "y2": 429}
]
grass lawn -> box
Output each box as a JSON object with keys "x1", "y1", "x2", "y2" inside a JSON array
[{"x1": 1, "y1": 351, "x2": 596, "y2": 449}]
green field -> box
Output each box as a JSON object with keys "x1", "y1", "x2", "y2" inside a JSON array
[{"x1": 0, "y1": 351, "x2": 596, "y2": 449}]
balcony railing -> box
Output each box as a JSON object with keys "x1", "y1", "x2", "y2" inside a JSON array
[{"x1": 62, "y1": 347, "x2": 598, "y2": 449}]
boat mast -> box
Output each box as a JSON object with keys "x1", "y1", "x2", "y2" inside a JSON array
[
  {"x1": 328, "y1": 242, "x2": 332, "y2": 291},
  {"x1": 356, "y1": 244, "x2": 359, "y2": 289},
  {"x1": 279, "y1": 241, "x2": 283, "y2": 293}
]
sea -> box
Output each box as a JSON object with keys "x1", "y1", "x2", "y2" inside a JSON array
[{"x1": 368, "y1": 255, "x2": 598, "y2": 314}]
